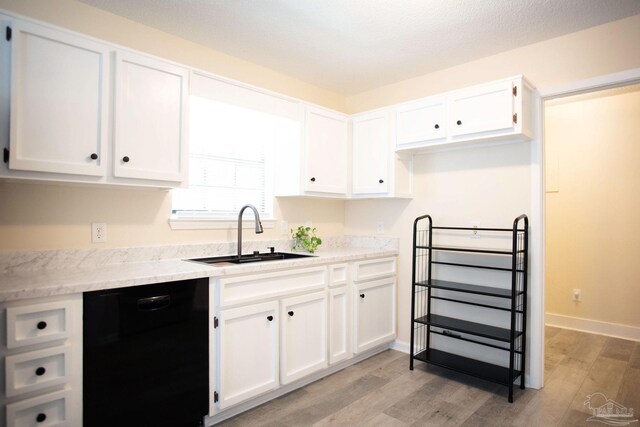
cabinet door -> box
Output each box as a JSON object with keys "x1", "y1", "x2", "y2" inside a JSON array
[
  {"x1": 449, "y1": 80, "x2": 515, "y2": 137},
  {"x1": 217, "y1": 301, "x2": 279, "y2": 409},
  {"x1": 8, "y1": 20, "x2": 109, "y2": 176},
  {"x1": 395, "y1": 97, "x2": 446, "y2": 147},
  {"x1": 354, "y1": 278, "x2": 396, "y2": 353},
  {"x1": 304, "y1": 106, "x2": 348, "y2": 194},
  {"x1": 280, "y1": 291, "x2": 327, "y2": 384},
  {"x1": 352, "y1": 111, "x2": 389, "y2": 195},
  {"x1": 114, "y1": 51, "x2": 188, "y2": 183},
  {"x1": 329, "y1": 286, "x2": 350, "y2": 364}
]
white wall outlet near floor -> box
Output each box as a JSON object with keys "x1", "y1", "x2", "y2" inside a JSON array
[
  {"x1": 92, "y1": 223, "x2": 107, "y2": 243},
  {"x1": 470, "y1": 221, "x2": 480, "y2": 239},
  {"x1": 376, "y1": 220, "x2": 384, "y2": 234},
  {"x1": 572, "y1": 288, "x2": 582, "y2": 302}
]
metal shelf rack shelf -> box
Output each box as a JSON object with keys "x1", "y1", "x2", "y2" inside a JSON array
[{"x1": 409, "y1": 214, "x2": 529, "y2": 402}]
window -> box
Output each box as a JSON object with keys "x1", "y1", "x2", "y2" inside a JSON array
[
  {"x1": 170, "y1": 73, "x2": 302, "y2": 229},
  {"x1": 172, "y1": 96, "x2": 275, "y2": 220}
]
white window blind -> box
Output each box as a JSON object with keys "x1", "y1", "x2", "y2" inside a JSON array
[{"x1": 172, "y1": 72, "x2": 302, "y2": 221}]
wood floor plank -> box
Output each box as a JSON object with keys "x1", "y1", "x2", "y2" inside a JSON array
[
  {"x1": 630, "y1": 342, "x2": 640, "y2": 369},
  {"x1": 615, "y1": 367, "x2": 640, "y2": 417},
  {"x1": 568, "y1": 355, "x2": 628, "y2": 414},
  {"x1": 600, "y1": 337, "x2": 636, "y2": 362}
]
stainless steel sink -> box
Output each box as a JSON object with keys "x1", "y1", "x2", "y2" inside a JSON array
[{"x1": 187, "y1": 251, "x2": 314, "y2": 266}]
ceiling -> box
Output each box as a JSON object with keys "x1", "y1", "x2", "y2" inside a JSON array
[{"x1": 78, "y1": 0, "x2": 640, "y2": 96}]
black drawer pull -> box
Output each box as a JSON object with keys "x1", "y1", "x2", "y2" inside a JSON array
[
  {"x1": 310, "y1": 177, "x2": 316, "y2": 182},
  {"x1": 378, "y1": 179, "x2": 384, "y2": 184},
  {"x1": 288, "y1": 311, "x2": 294, "y2": 317},
  {"x1": 36, "y1": 413, "x2": 47, "y2": 423},
  {"x1": 35, "y1": 367, "x2": 46, "y2": 376},
  {"x1": 90, "y1": 153, "x2": 98, "y2": 160},
  {"x1": 434, "y1": 124, "x2": 440, "y2": 129},
  {"x1": 360, "y1": 294, "x2": 365, "y2": 299},
  {"x1": 122, "y1": 156, "x2": 130, "y2": 163},
  {"x1": 37, "y1": 321, "x2": 47, "y2": 330},
  {"x1": 456, "y1": 120, "x2": 462, "y2": 125},
  {"x1": 267, "y1": 315, "x2": 273, "y2": 321}
]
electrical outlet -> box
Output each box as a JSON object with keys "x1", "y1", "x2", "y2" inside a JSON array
[
  {"x1": 470, "y1": 221, "x2": 480, "y2": 239},
  {"x1": 376, "y1": 220, "x2": 384, "y2": 234},
  {"x1": 92, "y1": 223, "x2": 106, "y2": 243},
  {"x1": 572, "y1": 289, "x2": 581, "y2": 302}
]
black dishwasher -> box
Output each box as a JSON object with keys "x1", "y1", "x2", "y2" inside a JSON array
[{"x1": 84, "y1": 278, "x2": 209, "y2": 427}]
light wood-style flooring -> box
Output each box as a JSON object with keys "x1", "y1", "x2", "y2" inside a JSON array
[{"x1": 219, "y1": 327, "x2": 640, "y2": 426}]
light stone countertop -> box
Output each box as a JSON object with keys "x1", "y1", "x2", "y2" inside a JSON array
[{"x1": 0, "y1": 245, "x2": 398, "y2": 302}]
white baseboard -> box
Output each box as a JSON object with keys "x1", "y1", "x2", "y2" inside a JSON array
[
  {"x1": 390, "y1": 340, "x2": 410, "y2": 354},
  {"x1": 545, "y1": 313, "x2": 640, "y2": 342}
]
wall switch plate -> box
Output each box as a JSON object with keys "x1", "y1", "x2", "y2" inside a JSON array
[
  {"x1": 376, "y1": 220, "x2": 384, "y2": 234},
  {"x1": 92, "y1": 223, "x2": 106, "y2": 243},
  {"x1": 280, "y1": 220, "x2": 289, "y2": 236}
]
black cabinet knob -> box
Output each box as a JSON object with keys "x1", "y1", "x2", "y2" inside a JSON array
[
  {"x1": 434, "y1": 124, "x2": 440, "y2": 129},
  {"x1": 267, "y1": 315, "x2": 273, "y2": 321},
  {"x1": 456, "y1": 120, "x2": 462, "y2": 125},
  {"x1": 360, "y1": 294, "x2": 365, "y2": 299},
  {"x1": 36, "y1": 413, "x2": 47, "y2": 423},
  {"x1": 288, "y1": 311, "x2": 294, "y2": 317},
  {"x1": 378, "y1": 179, "x2": 384, "y2": 184},
  {"x1": 35, "y1": 367, "x2": 46, "y2": 376},
  {"x1": 122, "y1": 156, "x2": 130, "y2": 163},
  {"x1": 310, "y1": 177, "x2": 316, "y2": 182},
  {"x1": 90, "y1": 153, "x2": 98, "y2": 160},
  {"x1": 37, "y1": 321, "x2": 47, "y2": 330}
]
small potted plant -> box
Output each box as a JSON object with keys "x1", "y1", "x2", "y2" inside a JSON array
[{"x1": 291, "y1": 226, "x2": 322, "y2": 253}]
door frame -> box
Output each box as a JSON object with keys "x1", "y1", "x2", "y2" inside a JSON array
[{"x1": 529, "y1": 67, "x2": 640, "y2": 389}]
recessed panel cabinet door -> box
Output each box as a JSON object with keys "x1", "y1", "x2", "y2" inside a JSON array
[
  {"x1": 217, "y1": 301, "x2": 279, "y2": 409},
  {"x1": 8, "y1": 20, "x2": 109, "y2": 176},
  {"x1": 395, "y1": 97, "x2": 446, "y2": 147},
  {"x1": 280, "y1": 291, "x2": 327, "y2": 384},
  {"x1": 352, "y1": 111, "x2": 389, "y2": 195},
  {"x1": 449, "y1": 80, "x2": 515, "y2": 137},
  {"x1": 114, "y1": 51, "x2": 188, "y2": 182},
  {"x1": 304, "y1": 106, "x2": 348, "y2": 194},
  {"x1": 354, "y1": 278, "x2": 396, "y2": 353}
]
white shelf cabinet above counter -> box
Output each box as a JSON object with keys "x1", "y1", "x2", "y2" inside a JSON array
[{"x1": 394, "y1": 75, "x2": 534, "y2": 153}]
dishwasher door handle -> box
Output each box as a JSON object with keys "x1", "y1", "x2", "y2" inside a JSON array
[{"x1": 137, "y1": 295, "x2": 171, "y2": 311}]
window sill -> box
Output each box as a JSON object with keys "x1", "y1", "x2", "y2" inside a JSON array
[{"x1": 169, "y1": 217, "x2": 277, "y2": 230}]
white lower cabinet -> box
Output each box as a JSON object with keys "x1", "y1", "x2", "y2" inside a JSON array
[
  {"x1": 216, "y1": 301, "x2": 279, "y2": 409},
  {"x1": 354, "y1": 277, "x2": 396, "y2": 354},
  {"x1": 280, "y1": 292, "x2": 327, "y2": 384},
  {"x1": 0, "y1": 294, "x2": 82, "y2": 426},
  {"x1": 210, "y1": 258, "x2": 396, "y2": 421}
]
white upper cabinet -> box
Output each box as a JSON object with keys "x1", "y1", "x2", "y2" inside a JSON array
[
  {"x1": 395, "y1": 97, "x2": 446, "y2": 148},
  {"x1": 352, "y1": 110, "x2": 389, "y2": 195},
  {"x1": 351, "y1": 109, "x2": 413, "y2": 198},
  {"x1": 113, "y1": 51, "x2": 188, "y2": 183},
  {"x1": 449, "y1": 80, "x2": 515, "y2": 137},
  {"x1": 6, "y1": 20, "x2": 109, "y2": 177},
  {"x1": 394, "y1": 76, "x2": 533, "y2": 153},
  {"x1": 303, "y1": 106, "x2": 348, "y2": 195}
]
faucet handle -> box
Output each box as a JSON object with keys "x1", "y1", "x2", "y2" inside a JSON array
[{"x1": 267, "y1": 246, "x2": 275, "y2": 254}]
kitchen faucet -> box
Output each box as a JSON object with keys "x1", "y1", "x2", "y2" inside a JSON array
[{"x1": 237, "y1": 204, "x2": 263, "y2": 257}]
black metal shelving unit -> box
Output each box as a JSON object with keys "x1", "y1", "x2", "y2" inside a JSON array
[{"x1": 409, "y1": 214, "x2": 528, "y2": 402}]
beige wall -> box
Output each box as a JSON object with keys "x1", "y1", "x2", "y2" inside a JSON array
[
  {"x1": 343, "y1": 14, "x2": 640, "y2": 346},
  {"x1": 545, "y1": 84, "x2": 640, "y2": 328}
]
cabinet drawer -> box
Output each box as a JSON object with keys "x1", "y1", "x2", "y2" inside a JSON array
[
  {"x1": 217, "y1": 266, "x2": 327, "y2": 307},
  {"x1": 5, "y1": 346, "x2": 70, "y2": 397},
  {"x1": 328, "y1": 263, "x2": 348, "y2": 287},
  {"x1": 6, "y1": 389, "x2": 71, "y2": 427},
  {"x1": 6, "y1": 301, "x2": 72, "y2": 349},
  {"x1": 352, "y1": 258, "x2": 396, "y2": 282}
]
